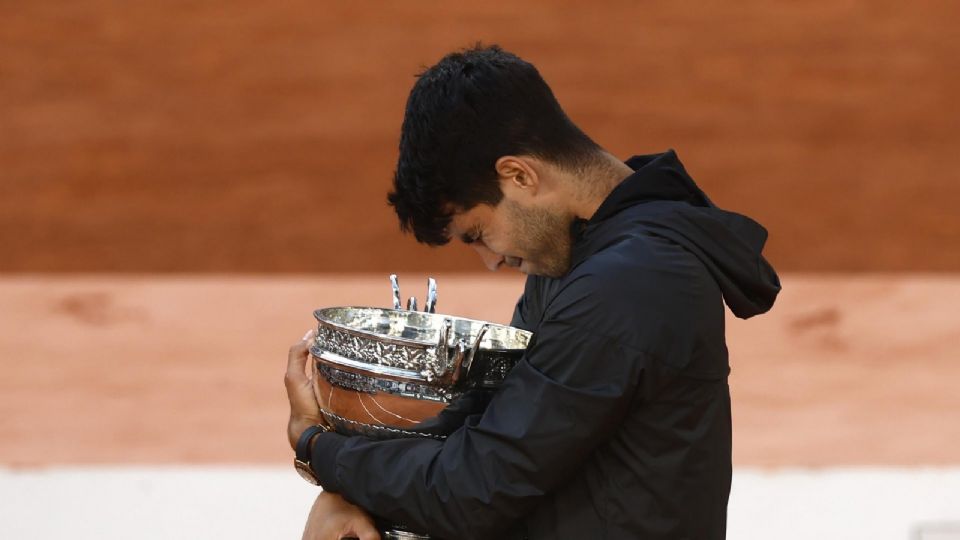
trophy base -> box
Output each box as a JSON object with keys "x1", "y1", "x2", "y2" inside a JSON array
[
  {"x1": 376, "y1": 519, "x2": 433, "y2": 539},
  {"x1": 382, "y1": 529, "x2": 432, "y2": 540}
]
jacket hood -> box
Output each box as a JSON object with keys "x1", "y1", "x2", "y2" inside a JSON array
[{"x1": 584, "y1": 150, "x2": 781, "y2": 319}]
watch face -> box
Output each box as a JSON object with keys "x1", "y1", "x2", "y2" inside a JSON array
[{"x1": 294, "y1": 459, "x2": 320, "y2": 486}]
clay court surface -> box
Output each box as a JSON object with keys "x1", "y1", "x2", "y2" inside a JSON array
[
  {"x1": 1, "y1": 273, "x2": 957, "y2": 467},
  {"x1": 1, "y1": 273, "x2": 959, "y2": 539}
]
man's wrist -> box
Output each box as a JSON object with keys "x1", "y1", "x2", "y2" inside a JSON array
[
  {"x1": 288, "y1": 414, "x2": 326, "y2": 450},
  {"x1": 293, "y1": 424, "x2": 331, "y2": 485},
  {"x1": 290, "y1": 419, "x2": 348, "y2": 491},
  {"x1": 308, "y1": 429, "x2": 348, "y2": 492}
]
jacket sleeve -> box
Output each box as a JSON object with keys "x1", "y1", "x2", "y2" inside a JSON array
[{"x1": 310, "y1": 278, "x2": 648, "y2": 539}]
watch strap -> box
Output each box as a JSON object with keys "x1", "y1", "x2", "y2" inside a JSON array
[{"x1": 295, "y1": 424, "x2": 329, "y2": 463}]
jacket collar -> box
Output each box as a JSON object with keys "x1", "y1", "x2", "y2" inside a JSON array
[
  {"x1": 569, "y1": 149, "x2": 710, "y2": 263},
  {"x1": 590, "y1": 149, "x2": 711, "y2": 225}
]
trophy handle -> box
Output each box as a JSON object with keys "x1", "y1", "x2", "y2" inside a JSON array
[
  {"x1": 437, "y1": 317, "x2": 452, "y2": 354},
  {"x1": 459, "y1": 324, "x2": 490, "y2": 381},
  {"x1": 425, "y1": 277, "x2": 438, "y2": 313},
  {"x1": 389, "y1": 274, "x2": 402, "y2": 310},
  {"x1": 425, "y1": 317, "x2": 454, "y2": 382},
  {"x1": 433, "y1": 318, "x2": 481, "y2": 386},
  {"x1": 390, "y1": 274, "x2": 438, "y2": 313}
]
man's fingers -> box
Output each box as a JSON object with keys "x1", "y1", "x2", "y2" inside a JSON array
[
  {"x1": 286, "y1": 329, "x2": 316, "y2": 388},
  {"x1": 286, "y1": 342, "x2": 307, "y2": 384}
]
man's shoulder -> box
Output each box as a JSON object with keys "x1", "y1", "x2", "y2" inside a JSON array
[
  {"x1": 572, "y1": 230, "x2": 709, "y2": 297},
  {"x1": 537, "y1": 234, "x2": 718, "y2": 340}
]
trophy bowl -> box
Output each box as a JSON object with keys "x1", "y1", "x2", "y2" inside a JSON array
[
  {"x1": 309, "y1": 306, "x2": 532, "y2": 440},
  {"x1": 306, "y1": 276, "x2": 532, "y2": 538}
]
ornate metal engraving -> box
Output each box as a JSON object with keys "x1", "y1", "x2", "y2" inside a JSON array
[
  {"x1": 475, "y1": 352, "x2": 518, "y2": 387},
  {"x1": 315, "y1": 324, "x2": 433, "y2": 374},
  {"x1": 313, "y1": 306, "x2": 531, "y2": 383},
  {"x1": 317, "y1": 363, "x2": 454, "y2": 403}
]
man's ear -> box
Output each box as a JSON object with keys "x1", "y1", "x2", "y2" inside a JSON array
[{"x1": 495, "y1": 156, "x2": 539, "y2": 196}]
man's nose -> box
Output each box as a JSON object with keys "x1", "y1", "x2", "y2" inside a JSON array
[{"x1": 472, "y1": 244, "x2": 504, "y2": 271}]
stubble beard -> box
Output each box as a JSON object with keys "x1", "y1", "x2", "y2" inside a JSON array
[{"x1": 504, "y1": 200, "x2": 574, "y2": 278}]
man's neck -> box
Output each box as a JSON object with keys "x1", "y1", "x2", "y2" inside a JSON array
[{"x1": 572, "y1": 152, "x2": 635, "y2": 220}]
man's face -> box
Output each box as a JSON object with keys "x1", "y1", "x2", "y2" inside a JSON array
[{"x1": 448, "y1": 198, "x2": 574, "y2": 278}]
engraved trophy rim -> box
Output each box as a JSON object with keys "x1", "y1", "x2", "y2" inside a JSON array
[
  {"x1": 310, "y1": 306, "x2": 531, "y2": 385},
  {"x1": 312, "y1": 306, "x2": 531, "y2": 351}
]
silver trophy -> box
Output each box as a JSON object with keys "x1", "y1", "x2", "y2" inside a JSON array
[{"x1": 308, "y1": 275, "x2": 532, "y2": 539}]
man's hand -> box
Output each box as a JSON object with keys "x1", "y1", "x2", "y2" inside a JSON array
[
  {"x1": 286, "y1": 329, "x2": 326, "y2": 449},
  {"x1": 302, "y1": 491, "x2": 380, "y2": 540}
]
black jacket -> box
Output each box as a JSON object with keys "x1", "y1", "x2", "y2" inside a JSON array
[{"x1": 312, "y1": 150, "x2": 781, "y2": 539}]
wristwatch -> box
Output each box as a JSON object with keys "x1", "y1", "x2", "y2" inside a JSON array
[{"x1": 293, "y1": 424, "x2": 330, "y2": 485}]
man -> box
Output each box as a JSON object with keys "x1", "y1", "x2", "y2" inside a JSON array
[{"x1": 285, "y1": 45, "x2": 780, "y2": 539}]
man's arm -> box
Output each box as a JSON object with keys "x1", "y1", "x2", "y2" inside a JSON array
[
  {"x1": 306, "y1": 313, "x2": 647, "y2": 539},
  {"x1": 287, "y1": 333, "x2": 380, "y2": 540},
  {"x1": 301, "y1": 491, "x2": 380, "y2": 540}
]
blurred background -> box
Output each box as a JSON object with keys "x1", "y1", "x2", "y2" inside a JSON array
[{"x1": 1, "y1": 1, "x2": 958, "y2": 539}]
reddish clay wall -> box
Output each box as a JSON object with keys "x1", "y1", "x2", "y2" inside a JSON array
[{"x1": 2, "y1": 1, "x2": 958, "y2": 272}]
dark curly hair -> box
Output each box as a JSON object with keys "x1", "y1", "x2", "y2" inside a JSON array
[{"x1": 387, "y1": 44, "x2": 601, "y2": 245}]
